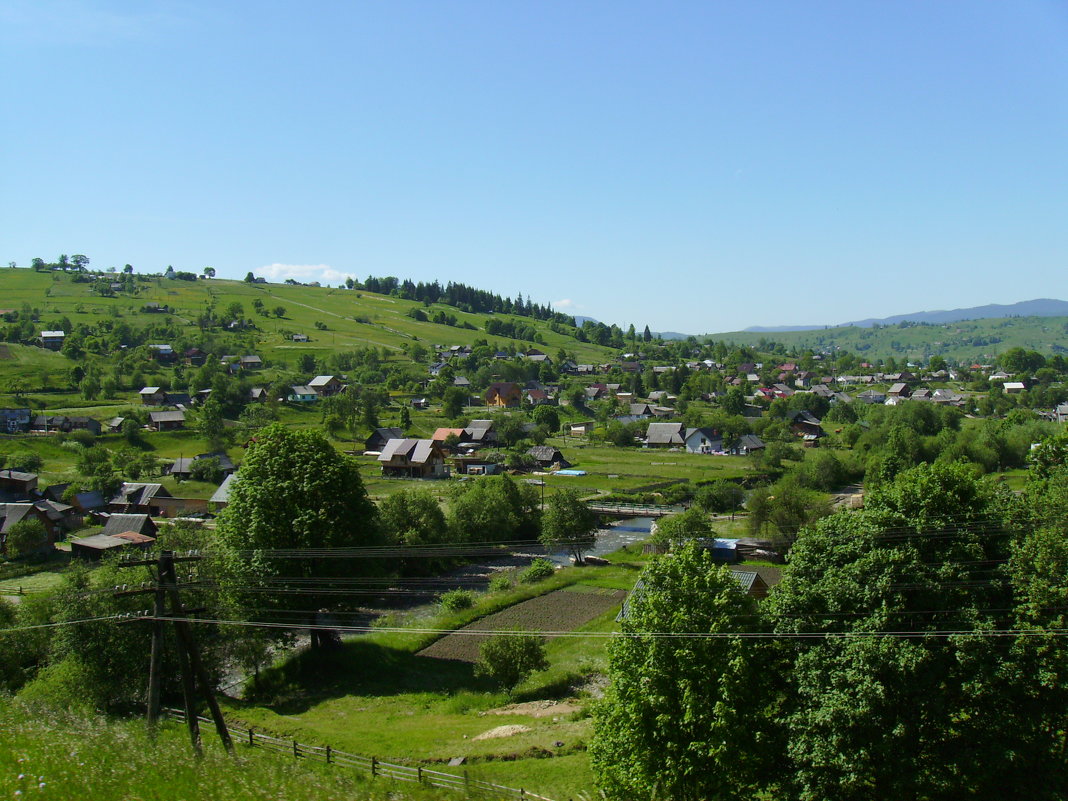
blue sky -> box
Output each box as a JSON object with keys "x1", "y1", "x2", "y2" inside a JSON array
[{"x1": 2, "y1": 1, "x2": 1066, "y2": 334}]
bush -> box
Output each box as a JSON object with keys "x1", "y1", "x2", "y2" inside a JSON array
[
  {"x1": 520, "y1": 558, "x2": 555, "y2": 584},
  {"x1": 488, "y1": 573, "x2": 513, "y2": 592},
  {"x1": 474, "y1": 631, "x2": 549, "y2": 690},
  {"x1": 439, "y1": 588, "x2": 475, "y2": 612}
]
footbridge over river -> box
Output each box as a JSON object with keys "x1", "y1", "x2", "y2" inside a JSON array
[{"x1": 585, "y1": 502, "x2": 682, "y2": 519}]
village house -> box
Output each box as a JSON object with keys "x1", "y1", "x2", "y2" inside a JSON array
[
  {"x1": 485, "y1": 382, "x2": 522, "y2": 407},
  {"x1": 288, "y1": 385, "x2": 318, "y2": 403},
  {"x1": 0, "y1": 469, "x2": 38, "y2": 498},
  {"x1": 645, "y1": 421, "x2": 686, "y2": 448},
  {"x1": 568, "y1": 421, "x2": 596, "y2": 437},
  {"x1": 149, "y1": 410, "x2": 185, "y2": 431},
  {"x1": 139, "y1": 386, "x2": 168, "y2": 405},
  {"x1": 184, "y1": 348, "x2": 207, "y2": 366},
  {"x1": 308, "y1": 375, "x2": 344, "y2": 397},
  {"x1": 364, "y1": 427, "x2": 405, "y2": 452},
  {"x1": 40, "y1": 330, "x2": 65, "y2": 350},
  {"x1": 378, "y1": 438, "x2": 448, "y2": 478},
  {"x1": 0, "y1": 408, "x2": 32, "y2": 434},
  {"x1": 527, "y1": 445, "x2": 570, "y2": 469},
  {"x1": 684, "y1": 427, "x2": 722, "y2": 454},
  {"x1": 0, "y1": 503, "x2": 57, "y2": 557},
  {"x1": 787, "y1": 410, "x2": 825, "y2": 444},
  {"x1": 109, "y1": 484, "x2": 173, "y2": 516}
]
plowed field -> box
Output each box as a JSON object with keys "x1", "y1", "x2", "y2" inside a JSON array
[{"x1": 418, "y1": 587, "x2": 626, "y2": 663}]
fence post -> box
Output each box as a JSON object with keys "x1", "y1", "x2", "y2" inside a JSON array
[
  {"x1": 293, "y1": 740, "x2": 299, "y2": 758},
  {"x1": 417, "y1": 766, "x2": 423, "y2": 783},
  {"x1": 248, "y1": 727, "x2": 254, "y2": 747},
  {"x1": 371, "y1": 756, "x2": 377, "y2": 777},
  {"x1": 325, "y1": 745, "x2": 331, "y2": 764}
]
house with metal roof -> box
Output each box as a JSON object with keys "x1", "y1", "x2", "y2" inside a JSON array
[
  {"x1": 645, "y1": 422, "x2": 685, "y2": 447},
  {"x1": 378, "y1": 438, "x2": 448, "y2": 478}
]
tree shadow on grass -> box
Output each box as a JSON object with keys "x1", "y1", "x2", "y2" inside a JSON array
[{"x1": 241, "y1": 638, "x2": 496, "y2": 715}]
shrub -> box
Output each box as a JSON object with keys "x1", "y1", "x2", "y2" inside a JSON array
[
  {"x1": 439, "y1": 588, "x2": 475, "y2": 612},
  {"x1": 488, "y1": 573, "x2": 513, "y2": 592},
  {"x1": 520, "y1": 558, "x2": 555, "y2": 584},
  {"x1": 474, "y1": 631, "x2": 548, "y2": 691}
]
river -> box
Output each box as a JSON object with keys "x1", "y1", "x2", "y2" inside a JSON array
[{"x1": 544, "y1": 516, "x2": 654, "y2": 566}]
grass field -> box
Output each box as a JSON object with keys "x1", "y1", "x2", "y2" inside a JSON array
[
  {"x1": 0, "y1": 697, "x2": 458, "y2": 801},
  {"x1": 228, "y1": 562, "x2": 642, "y2": 800}
]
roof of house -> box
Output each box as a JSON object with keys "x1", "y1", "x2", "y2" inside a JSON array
[
  {"x1": 210, "y1": 473, "x2": 236, "y2": 505},
  {"x1": 645, "y1": 422, "x2": 685, "y2": 445},
  {"x1": 74, "y1": 490, "x2": 106, "y2": 510},
  {"x1": 0, "y1": 469, "x2": 37, "y2": 483},
  {"x1": 0, "y1": 503, "x2": 36, "y2": 534},
  {"x1": 432, "y1": 427, "x2": 466, "y2": 441},
  {"x1": 103, "y1": 513, "x2": 153, "y2": 538},
  {"x1": 368, "y1": 427, "x2": 404, "y2": 443},
  {"x1": 378, "y1": 438, "x2": 441, "y2": 465},
  {"x1": 169, "y1": 457, "x2": 195, "y2": 474},
  {"x1": 735, "y1": 434, "x2": 766, "y2": 450},
  {"x1": 140, "y1": 386, "x2": 163, "y2": 395},
  {"x1": 111, "y1": 483, "x2": 170, "y2": 507},
  {"x1": 528, "y1": 445, "x2": 564, "y2": 462},
  {"x1": 71, "y1": 534, "x2": 131, "y2": 551},
  {"x1": 290, "y1": 385, "x2": 316, "y2": 395},
  {"x1": 149, "y1": 410, "x2": 186, "y2": 423},
  {"x1": 308, "y1": 375, "x2": 338, "y2": 387}
]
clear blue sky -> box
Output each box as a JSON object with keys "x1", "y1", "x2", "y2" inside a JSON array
[{"x1": 2, "y1": 1, "x2": 1066, "y2": 334}]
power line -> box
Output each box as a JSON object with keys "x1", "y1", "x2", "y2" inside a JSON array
[{"x1": 145, "y1": 616, "x2": 1068, "y2": 640}]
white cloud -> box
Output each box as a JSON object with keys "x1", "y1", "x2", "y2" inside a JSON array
[
  {"x1": 258, "y1": 263, "x2": 356, "y2": 286},
  {"x1": 554, "y1": 298, "x2": 581, "y2": 310}
]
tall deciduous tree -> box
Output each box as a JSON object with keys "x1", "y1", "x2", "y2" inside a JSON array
[
  {"x1": 590, "y1": 542, "x2": 768, "y2": 800},
  {"x1": 769, "y1": 462, "x2": 1028, "y2": 800},
  {"x1": 216, "y1": 424, "x2": 382, "y2": 622},
  {"x1": 540, "y1": 489, "x2": 598, "y2": 564}
]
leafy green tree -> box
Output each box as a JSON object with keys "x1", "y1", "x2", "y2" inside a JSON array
[
  {"x1": 770, "y1": 463, "x2": 1026, "y2": 800},
  {"x1": 540, "y1": 489, "x2": 598, "y2": 564},
  {"x1": 590, "y1": 542, "x2": 767, "y2": 800},
  {"x1": 79, "y1": 375, "x2": 100, "y2": 400},
  {"x1": 216, "y1": 424, "x2": 382, "y2": 629},
  {"x1": 273, "y1": 305, "x2": 286, "y2": 318},
  {"x1": 530, "y1": 404, "x2": 560, "y2": 433},
  {"x1": 694, "y1": 480, "x2": 746, "y2": 516},
  {"x1": 447, "y1": 474, "x2": 539, "y2": 544},
  {"x1": 650, "y1": 506, "x2": 714, "y2": 549},
  {"x1": 196, "y1": 395, "x2": 226, "y2": 447},
  {"x1": 3, "y1": 518, "x2": 48, "y2": 559},
  {"x1": 474, "y1": 632, "x2": 548, "y2": 691},
  {"x1": 442, "y1": 386, "x2": 466, "y2": 419}
]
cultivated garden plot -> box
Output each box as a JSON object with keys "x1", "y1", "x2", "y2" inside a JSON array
[{"x1": 418, "y1": 587, "x2": 626, "y2": 663}]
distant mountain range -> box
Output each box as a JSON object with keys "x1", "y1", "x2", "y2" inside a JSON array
[{"x1": 743, "y1": 299, "x2": 1068, "y2": 333}]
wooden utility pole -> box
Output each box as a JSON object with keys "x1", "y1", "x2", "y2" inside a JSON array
[{"x1": 118, "y1": 550, "x2": 233, "y2": 755}]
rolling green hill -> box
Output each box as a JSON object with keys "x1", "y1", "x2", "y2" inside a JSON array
[
  {"x1": 707, "y1": 315, "x2": 1068, "y2": 364},
  {"x1": 0, "y1": 269, "x2": 615, "y2": 369}
]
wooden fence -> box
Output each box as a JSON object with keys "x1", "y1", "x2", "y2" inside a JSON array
[{"x1": 164, "y1": 708, "x2": 554, "y2": 800}]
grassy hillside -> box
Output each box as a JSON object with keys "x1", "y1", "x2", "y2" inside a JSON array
[
  {"x1": 0, "y1": 268, "x2": 613, "y2": 367},
  {"x1": 0, "y1": 697, "x2": 457, "y2": 801},
  {"x1": 707, "y1": 315, "x2": 1068, "y2": 364}
]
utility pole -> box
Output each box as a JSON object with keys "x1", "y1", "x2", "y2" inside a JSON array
[{"x1": 116, "y1": 550, "x2": 233, "y2": 755}]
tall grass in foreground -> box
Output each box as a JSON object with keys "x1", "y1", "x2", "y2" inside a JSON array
[{"x1": 0, "y1": 697, "x2": 454, "y2": 801}]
